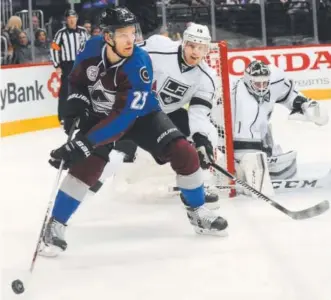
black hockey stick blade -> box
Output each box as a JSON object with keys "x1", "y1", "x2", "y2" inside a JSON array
[
  {"x1": 287, "y1": 200, "x2": 329, "y2": 220},
  {"x1": 210, "y1": 162, "x2": 330, "y2": 220}
]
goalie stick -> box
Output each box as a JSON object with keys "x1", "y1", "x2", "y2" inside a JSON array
[
  {"x1": 170, "y1": 169, "x2": 331, "y2": 194},
  {"x1": 210, "y1": 162, "x2": 329, "y2": 220}
]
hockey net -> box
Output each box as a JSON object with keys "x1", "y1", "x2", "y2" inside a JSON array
[{"x1": 205, "y1": 41, "x2": 236, "y2": 197}]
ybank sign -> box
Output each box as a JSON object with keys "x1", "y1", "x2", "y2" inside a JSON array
[
  {"x1": 228, "y1": 45, "x2": 331, "y2": 99},
  {"x1": 0, "y1": 64, "x2": 60, "y2": 136}
]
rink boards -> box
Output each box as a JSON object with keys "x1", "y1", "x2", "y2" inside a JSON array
[{"x1": 0, "y1": 44, "x2": 330, "y2": 137}]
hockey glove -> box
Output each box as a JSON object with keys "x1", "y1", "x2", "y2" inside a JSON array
[
  {"x1": 192, "y1": 132, "x2": 214, "y2": 170},
  {"x1": 301, "y1": 101, "x2": 329, "y2": 126},
  {"x1": 49, "y1": 133, "x2": 94, "y2": 170},
  {"x1": 63, "y1": 95, "x2": 91, "y2": 135},
  {"x1": 290, "y1": 96, "x2": 328, "y2": 126}
]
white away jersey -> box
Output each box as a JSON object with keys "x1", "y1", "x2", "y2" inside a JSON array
[
  {"x1": 232, "y1": 64, "x2": 303, "y2": 157},
  {"x1": 140, "y1": 34, "x2": 219, "y2": 143}
]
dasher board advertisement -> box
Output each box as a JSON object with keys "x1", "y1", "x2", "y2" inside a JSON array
[{"x1": 228, "y1": 44, "x2": 331, "y2": 100}]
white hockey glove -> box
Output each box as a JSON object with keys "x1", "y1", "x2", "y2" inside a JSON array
[
  {"x1": 192, "y1": 133, "x2": 214, "y2": 170},
  {"x1": 289, "y1": 96, "x2": 329, "y2": 126},
  {"x1": 301, "y1": 101, "x2": 329, "y2": 126}
]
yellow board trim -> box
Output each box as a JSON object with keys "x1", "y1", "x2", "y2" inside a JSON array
[
  {"x1": 1, "y1": 115, "x2": 60, "y2": 137},
  {"x1": 301, "y1": 89, "x2": 331, "y2": 100},
  {"x1": 0, "y1": 89, "x2": 330, "y2": 137}
]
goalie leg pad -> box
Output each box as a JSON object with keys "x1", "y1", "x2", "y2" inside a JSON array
[
  {"x1": 267, "y1": 150, "x2": 297, "y2": 180},
  {"x1": 238, "y1": 151, "x2": 274, "y2": 197}
]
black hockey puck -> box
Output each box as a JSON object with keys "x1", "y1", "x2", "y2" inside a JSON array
[{"x1": 11, "y1": 279, "x2": 25, "y2": 294}]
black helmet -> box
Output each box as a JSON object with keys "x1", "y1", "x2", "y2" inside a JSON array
[
  {"x1": 99, "y1": 6, "x2": 137, "y2": 32},
  {"x1": 64, "y1": 9, "x2": 77, "y2": 18}
]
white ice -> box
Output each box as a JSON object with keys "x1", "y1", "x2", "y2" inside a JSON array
[{"x1": 1, "y1": 101, "x2": 331, "y2": 300}]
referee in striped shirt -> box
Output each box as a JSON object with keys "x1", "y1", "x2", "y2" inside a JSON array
[{"x1": 50, "y1": 9, "x2": 88, "y2": 122}]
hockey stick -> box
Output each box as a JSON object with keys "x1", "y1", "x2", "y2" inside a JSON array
[
  {"x1": 210, "y1": 162, "x2": 329, "y2": 220},
  {"x1": 29, "y1": 120, "x2": 78, "y2": 273}
]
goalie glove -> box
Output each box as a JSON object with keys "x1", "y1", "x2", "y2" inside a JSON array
[
  {"x1": 301, "y1": 101, "x2": 329, "y2": 126},
  {"x1": 289, "y1": 95, "x2": 329, "y2": 126},
  {"x1": 192, "y1": 133, "x2": 214, "y2": 170}
]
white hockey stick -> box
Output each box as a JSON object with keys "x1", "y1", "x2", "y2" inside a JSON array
[
  {"x1": 11, "y1": 121, "x2": 78, "y2": 295},
  {"x1": 29, "y1": 121, "x2": 77, "y2": 272}
]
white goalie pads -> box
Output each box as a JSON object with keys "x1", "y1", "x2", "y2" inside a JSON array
[
  {"x1": 236, "y1": 151, "x2": 275, "y2": 197},
  {"x1": 267, "y1": 150, "x2": 297, "y2": 180}
]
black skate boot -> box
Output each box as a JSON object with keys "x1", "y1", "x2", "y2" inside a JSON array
[
  {"x1": 40, "y1": 217, "x2": 67, "y2": 257},
  {"x1": 186, "y1": 205, "x2": 228, "y2": 236},
  {"x1": 180, "y1": 187, "x2": 219, "y2": 210}
]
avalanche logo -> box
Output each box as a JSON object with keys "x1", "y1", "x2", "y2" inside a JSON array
[
  {"x1": 88, "y1": 79, "x2": 116, "y2": 114},
  {"x1": 139, "y1": 66, "x2": 150, "y2": 83},
  {"x1": 47, "y1": 72, "x2": 61, "y2": 98}
]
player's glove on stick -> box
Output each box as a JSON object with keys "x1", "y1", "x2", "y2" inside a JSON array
[
  {"x1": 192, "y1": 132, "x2": 214, "y2": 170},
  {"x1": 49, "y1": 133, "x2": 94, "y2": 170},
  {"x1": 63, "y1": 96, "x2": 90, "y2": 135}
]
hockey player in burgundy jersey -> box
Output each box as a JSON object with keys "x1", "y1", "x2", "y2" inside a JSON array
[
  {"x1": 89, "y1": 23, "x2": 222, "y2": 209},
  {"x1": 42, "y1": 7, "x2": 228, "y2": 256}
]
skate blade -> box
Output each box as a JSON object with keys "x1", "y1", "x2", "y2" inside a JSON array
[
  {"x1": 38, "y1": 243, "x2": 64, "y2": 257},
  {"x1": 194, "y1": 227, "x2": 228, "y2": 237}
]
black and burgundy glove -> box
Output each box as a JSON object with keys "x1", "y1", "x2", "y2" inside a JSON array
[{"x1": 49, "y1": 133, "x2": 94, "y2": 169}]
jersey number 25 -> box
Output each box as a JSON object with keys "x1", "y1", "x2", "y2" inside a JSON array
[{"x1": 131, "y1": 91, "x2": 148, "y2": 110}]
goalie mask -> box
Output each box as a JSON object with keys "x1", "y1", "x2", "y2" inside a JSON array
[
  {"x1": 182, "y1": 23, "x2": 211, "y2": 66},
  {"x1": 244, "y1": 61, "x2": 271, "y2": 99}
]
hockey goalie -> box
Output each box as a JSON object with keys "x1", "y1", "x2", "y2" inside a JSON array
[{"x1": 232, "y1": 60, "x2": 329, "y2": 196}]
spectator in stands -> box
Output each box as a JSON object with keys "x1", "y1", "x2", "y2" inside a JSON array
[
  {"x1": 91, "y1": 25, "x2": 101, "y2": 36},
  {"x1": 83, "y1": 20, "x2": 92, "y2": 38},
  {"x1": 3, "y1": 16, "x2": 23, "y2": 54},
  {"x1": 26, "y1": 15, "x2": 41, "y2": 42},
  {"x1": 34, "y1": 29, "x2": 51, "y2": 62},
  {"x1": 12, "y1": 31, "x2": 33, "y2": 64}
]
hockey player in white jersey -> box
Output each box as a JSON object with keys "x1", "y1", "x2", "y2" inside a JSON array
[
  {"x1": 232, "y1": 60, "x2": 329, "y2": 195},
  {"x1": 92, "y1": 23, "x2": 222, "y2": 208}
]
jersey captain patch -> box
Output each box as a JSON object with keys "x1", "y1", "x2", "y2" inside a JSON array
[{"x1": 158, "y1": 77, "x2": 190, "y2": 106}]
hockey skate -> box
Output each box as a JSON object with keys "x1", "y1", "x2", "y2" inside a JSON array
[
  {"x1": 39, "y1": 217, "x2": 67, "y2": 257},
  {"x1": 186, "y1": 205, "x2": 228, "y2": 236},
  {"x1": 180, "y1": 187, "x2": 219, "y2": 210}
]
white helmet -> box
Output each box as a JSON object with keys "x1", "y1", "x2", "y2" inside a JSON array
[{"x1": 183, "y1": 23, "x2": 211, "y2": 47}]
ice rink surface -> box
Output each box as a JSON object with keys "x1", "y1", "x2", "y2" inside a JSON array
[{"x1": 1, "y1": 101, "x2": 331, "y2": 300}]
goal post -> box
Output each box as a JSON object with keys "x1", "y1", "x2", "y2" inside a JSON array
[{"x1": 205, "y1": 41, "x2": 236, "y2": 197}]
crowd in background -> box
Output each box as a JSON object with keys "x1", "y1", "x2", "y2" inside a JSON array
[
  {"x1": 0, "y1": 13, "x2": 104, "y2": 65},
  {"x1": 1, "y1": 0, "x2": 330, "y2": 65}
]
